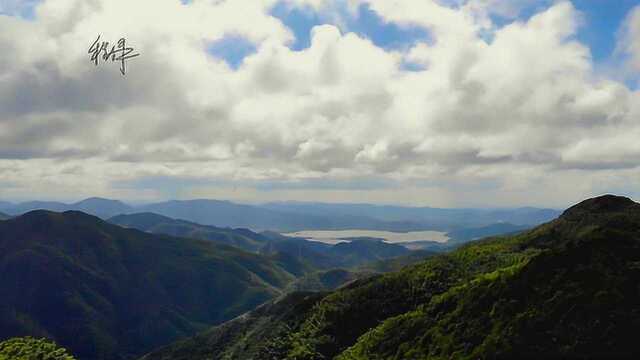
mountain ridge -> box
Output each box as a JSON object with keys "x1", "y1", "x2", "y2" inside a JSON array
[
  {"x1": 141, "y1": 194, "x2": 640, "y2": 360},
  {"x1": 0, "y1": 197, "x2": 561, "y2": 232},
  {"x1": 0, "y1": 209, "x2": 301, "y2": 360}
]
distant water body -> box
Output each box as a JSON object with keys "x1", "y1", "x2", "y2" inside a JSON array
[{"x1": 284, "y1": 229, "x2": 450, "y2": 245}]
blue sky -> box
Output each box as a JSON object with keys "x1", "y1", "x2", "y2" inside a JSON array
[
  {"x1": 204, "y1": 0, "x2": 640, "y2": 79},
  {"x1": 3, "y1": 0, "x2": 637, "y2": 73}
]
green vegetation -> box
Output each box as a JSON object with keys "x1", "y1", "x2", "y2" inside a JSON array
[
  {"x1": 0, "y1": 210, "x2": 300, "y2": 360},
  {"x1": 144, "y1": 195, "x2": 640, "y2": 360},
  {"x1": 286, "y1": 269, "x2": 375, "y2": 292},
  {"x1": 0, "y1": 337, "x2": 75, "y2": 360},
  {"x1": 358, "y1": 250, "x2": 436, "y2": 273}
]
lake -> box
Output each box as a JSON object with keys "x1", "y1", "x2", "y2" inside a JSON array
[{"x1": 283, "y1": 229, "x2": 450, "y2": 245}]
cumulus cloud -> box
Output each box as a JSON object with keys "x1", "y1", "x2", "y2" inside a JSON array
[{"x1": 0, "y1": 0, "x2": 638, "y2": 206}]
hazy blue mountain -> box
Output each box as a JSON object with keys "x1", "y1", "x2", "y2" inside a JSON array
[
  {"x1": 72, "y1": 197, "x2": 132, "y2": 218},
  {"x1": 0, "y1": 201, "x2": 13, "y2": 210},
  {"x1": 3, "y1": 201, "x2": 70, "y2": 215},
  {"x1": 0, "y1": 197, "x2": 561, "y2": 232},
  {"x1": 2, "y1": 198, "x2": 131, "y2": 219},
  {"x1": 136, "y1": 199, "x2": 417, "y2": 232},
  {"x1": 262, "y1": 202, "x2": 561, "y2": 229},
  {"x1": 108, "y1": 212, "x2": 269, "y2": 252},
  {"x1": 0, "y1": 212, "x2": 10, "y2": 220},
  {"x1": 0, "y1": 210, "x2": 299, "y2": 360}
]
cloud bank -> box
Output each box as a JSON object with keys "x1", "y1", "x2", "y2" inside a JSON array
[{"x1": 0, "y1": 0, "x2": 638, "y2": 206}]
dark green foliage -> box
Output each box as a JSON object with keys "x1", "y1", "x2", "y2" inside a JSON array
[
  {"x1": 286, "y1": 269, "x2": 375, "y2": 292},
  {"x1": 260, "y1": 236, "x2": 413, "y2": 270},
  {"x1": 446, "y1": 222, "x2": 529, "y2": 243},
  {"x1": 339, "y1": 195, "x2": 640, "y2": 359},
  {"x1": 0, "y1": 210, "x2": 298, "y2": 360},
  {"x1": 140, "y1": 292, "x2": 327, "y2": 360},
  {"x1": 358, "y1": 250, "x2": 436, "y2": 273},
  {"x1": 0, "y1": 337, "x2": 75, "y2": 360},
  {"x1": 148, "y1": 195, "x2": 640, "y2": 360}
]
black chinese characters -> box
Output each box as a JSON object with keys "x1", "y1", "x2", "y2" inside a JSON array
[{"x1": 89, "y1": 35, "x2": 140, "y2": 76}]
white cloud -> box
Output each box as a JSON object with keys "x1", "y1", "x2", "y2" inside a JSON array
[
  {"x1": 618, "y1": 4, "x2": 640, "y2": 72},
  {"x1": 0, "y1": 0, "x2": 638, "y2": 206}
]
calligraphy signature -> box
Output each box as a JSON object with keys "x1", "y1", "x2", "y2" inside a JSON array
[{"x1": 88, "y1": 35, "x2": 140, "y2": 76}]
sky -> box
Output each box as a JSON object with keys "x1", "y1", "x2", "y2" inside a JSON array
[{"x1": 0, "y1": 0, "x2": 639, "y2": 208}]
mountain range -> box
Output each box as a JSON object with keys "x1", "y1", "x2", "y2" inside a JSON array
[
  {"x1": 108, "y1": 212, "x2": 418, "y2": 270},
  {"x1": 143, "y1": 195, "x2": 640, "y2": 360},
  {"x1": 0, "y1": 198, "x2": 560, "y2": 232},
  {"x1": 0, "y1": 209, "x2": 437, "y2": 360}
]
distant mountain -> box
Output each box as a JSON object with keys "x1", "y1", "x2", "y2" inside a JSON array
[
  {"x1": 327, "y1": 239, "x2": 410, "y2": 267},
  {"x1": 0, "y1": 201, "x2": 13, "y2": 210},
  {"x1": 3, "y1": 200, "x2": 69, "y2": 214},
  {"x1": 0, "y1": 197, "x2": 561, "y2": 232},
  {"x1": 73, "y1": 197, "x2": 132, "y2": 218},
  {"x1": 259, "y1": 233, "x2": 413, "y2": 269},
  {"x1": 0, "y1": 210, "x2": 299, "y2": 360},
  {"x1": 108, "y1": 212, "x2": 268, "y2": 252},
  {"x1": 145, "y1": 195, "x2": 640, "y2": 360},
  {"x1": 110, "y1": 213, "x2": 416, "y2": 271},
  {"x1": 2, "y1": 198, "x2": 131, "y2": 219},
  {"x1": 137, "y1": 199, "x2": 413, "y2": 232},
  {"x1": 263, "y1": 202, "x2": 561, "y2": 229},
  {"x1": 0, "y1": 212, "x2": 9, "y2": 220}
]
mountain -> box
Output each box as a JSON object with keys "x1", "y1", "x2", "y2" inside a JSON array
[
  {"x1": 144, "y1": 195, "x2": 640, "y2": 360},
  {"x1": 0, "y1": 201, "x2": 13, "y2": 210},
  {"x1": 0, "y1": 210, "x2": 300, "y2": 360},
  {"x1": 327, "y1": 239, "x2": 410, "y2": 267},
  {"x1": 108, "y1": 212, "x2": 268, "y2": 252},
  {"x1": 259, "y1": 234, "x2": 413, "y2": 269},
  {"x1": 137, "y1": 200, "x2": 414, "y2": 232},
  {"x1": 140, "y1": 292, "x2": 328, "y2": 360},
  {"x1": 446, "y1": 222, "x2": 530, "y2": 243},
  {"x1": 3, "y1": 201, "x2": 70, "y2": 215},
  {"x1": 286, "y1": 269, "x2": 375, "y2": 293},
  {"x1": 262, "y1": 202, "x2": 561, "y2": 229},
  {"x1": 0, "y1": 198, "x2": 560, "y2": 232},
  {"x1": 358, "y1": 249, "x2": 437, "y2": 273},
  {"x1": 72, "y1": 197, "x2": 132, "y2": 218},
  {"x1": 2, "y1": 198, "x2": 131, "y2": 219},
  {"x1": 0, "y1": 211, "x2": 10, "y2": 220}
]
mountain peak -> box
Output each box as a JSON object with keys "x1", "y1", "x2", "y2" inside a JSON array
[
  {"x1": 74, "y1": 197, "x2": 126, "y2": 205},
  {"x1": 561, "y1": 194, "x2": 639, "y2": 220}
]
